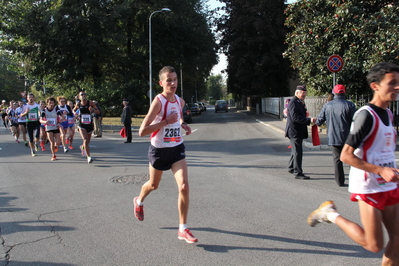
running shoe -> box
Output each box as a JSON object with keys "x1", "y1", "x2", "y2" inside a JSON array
[
  {"x1": 68, "y1": 145, "x2": 74, "y2": 150},
  {"x1": 41, "y1": 146, "x2": 46, "y2": 151},
  {"x1": 34, "y1": 143, "x2": 39, "y2": 151},
  {"x1": 87, "y1": 156, "x2": 93, "y2": 164},
  {"x1": 15, "y1": 139, "x2": 20, "y2": 143},
  {"x1": 24, "y1": 141, "x2": 28, "y2": 147},
  {"x1": 54, "y1": 145, "x2": 58, "y2": 152},
  {"x1": 65, "y1": 138, "x2": 69, "y2": 145},
  {"x1": 64, "y1": 147, "x2": 69, "y2": 153},
  {"x1": 133, "y1": 197, "x2": 144, "y2": 221},
  {"x1": 51, "y1": 155, "x2": 56, "y2": 161},
  {"x1": 80, "y1": 145, "x2": 86, "y2": 156},
  {"x1": 307, "y1": 200, "x2": 337, "y2": 227},
  {"x1": 178, "y1": 229, "x2": 198, "y2": 243},
  {"x1": 31, "y1": 150, "x2": 36, "y2": 157}
]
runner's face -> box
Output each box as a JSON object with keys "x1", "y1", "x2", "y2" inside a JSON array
[
  {"x1": 79, "y1": 92, "x2": 87, "y2": 100},
  {"x1": 47, "y1": 100, "x2": 55, "y2": 109},
  {"x1": 28, "y1": 95, "x2": 35, "y2": 103},
  {"x1": 159, "y1": 72, "x2": 178, "y2": 93},
  {"x1": 373, "y1": 72, "x2": 399, "y2": 102}
]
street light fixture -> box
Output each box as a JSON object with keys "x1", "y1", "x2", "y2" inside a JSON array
[{"x1": 149, "y1": 8, "x2": 171, "y2": 106}]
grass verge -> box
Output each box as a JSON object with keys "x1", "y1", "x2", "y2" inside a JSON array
[{"x1": 102, "y1": 116, "x2": 145, "y2": 127}]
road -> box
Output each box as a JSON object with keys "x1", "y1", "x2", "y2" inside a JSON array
[{"x1": 0, "y1": 107, "x2": 384, "y2": 265}]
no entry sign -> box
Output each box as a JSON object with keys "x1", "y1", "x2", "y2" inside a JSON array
[{"x1": 326, "y1": 55, "x2": 344, "y2": 73}]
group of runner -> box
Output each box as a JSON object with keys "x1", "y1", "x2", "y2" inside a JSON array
[{"x1": 0, "y1": 91, "x2": 100, "y2": 163}]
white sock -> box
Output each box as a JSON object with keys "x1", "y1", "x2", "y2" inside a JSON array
[
  {"x1": 179, "y1": 224, "x2": 187, "y2": 232},
  {"x1": 136, "y1": 198, "x2": 143, "y2": 206},
  {"x1": 327, "y1": 212, "x2": 340, "y2": 223}
]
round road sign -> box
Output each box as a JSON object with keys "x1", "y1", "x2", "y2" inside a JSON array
[{"x1": 326, "y1": 55, "x2": 344, "y2": 73}]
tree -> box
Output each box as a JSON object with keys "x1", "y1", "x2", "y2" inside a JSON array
[
  {"x1": 207, "y1": 74, "x2": 224, "y2": 101},
  {"x1": 216, "y1": 0, "x2": 291, "y2": 99},
  {"x1": 0, "y1": 0, "x2": 217, "y2": 114},
  {"x1": 284, "y1": 0, "x2": 399, "y2": 95},
  {"x1": 0, "y1": 52, "x2": 24, "y2": 102}
]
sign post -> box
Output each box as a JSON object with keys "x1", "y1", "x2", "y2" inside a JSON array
[{"x1": 326, "y1": 55, "x2": 344, "y2": 90}]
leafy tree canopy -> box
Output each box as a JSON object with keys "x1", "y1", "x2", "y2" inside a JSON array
[
  {"x1": 216, "y1": 0, "x2": 290, "y2": 99},
  {"x1": 284, "y1": 0, "x2": 399, "y2": 95},
  {"x1": 0, "y1": 0, "x2": 217, "y2": 114}
]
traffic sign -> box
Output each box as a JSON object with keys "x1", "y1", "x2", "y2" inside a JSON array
[{"x1": 326, "y1": 55, "x2": 344, "y2": 73}]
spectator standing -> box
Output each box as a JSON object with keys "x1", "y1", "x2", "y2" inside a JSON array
[
  {"x1": 92, "y1": 100, "x2": 102, "y2": 138},
  {"x1": 285, "y1": 85, "x2": 316, "y2": 179},
  {"x1": 121, "y1": 99, "x2": 132, "y2": 143},
  {"x1": 314, "y1": 84, "x2": 356, "y2": 186}
]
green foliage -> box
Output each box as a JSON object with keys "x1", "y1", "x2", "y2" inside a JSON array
[
  {"x1": 216, "y1": 0, "x2": 291, "y2": 99},
  {"x1": 207, "y1": 74, "x2": 224, "y2": 100},
  {"x1": 0, "y1": 52, "x2": 25, "y2": 101},
  {"x1": 0, "y1": 0, "x2": 217, "y2": 114},
  {"x1": 284, "y1": 0, "x2": 399, "y2": 95}
]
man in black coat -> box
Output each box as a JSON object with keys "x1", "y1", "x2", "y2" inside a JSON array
[
  {"x1": 285, "y1": 85, "x2": 316, "y2": 179},
  {"x1": 121, "y1": 99, "x2": 132, "y2": 143}
]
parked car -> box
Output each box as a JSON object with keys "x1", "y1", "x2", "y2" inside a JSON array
[
  {"x1": 198, "y1": 102, "x2": 207, "y2": 111},
  {"x1": 187, "y1": 103, "x2": 201, "y2": 115},
  {"x1": 215, "y1": 100, "x2": 228, "y2": 113},
  {"x1": 182, "y1": 104, "x2": 192, "y2": 123}
]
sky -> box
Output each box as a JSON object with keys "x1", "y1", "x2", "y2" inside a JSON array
[{"x1": 208, "y1": 0, "x2": 297, "y2": 77}]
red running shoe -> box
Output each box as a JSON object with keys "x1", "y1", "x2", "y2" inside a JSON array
[
  {"x1": 65, "y1": 138, "x2": 69, "y2": 145},
  {"x1": 133, "y1": 197, "x2": 144, "y2": 221},
  {"x1": 68, "y1": 145, "x2": 74, "y2": 150},
  {"x1": 178, "y1": 229, "x2": 198, "y2": 244}
]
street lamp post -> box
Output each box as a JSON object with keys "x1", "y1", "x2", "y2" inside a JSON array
[{"x1": 149, "y1": 8, "x2": 171, "y2": 106}]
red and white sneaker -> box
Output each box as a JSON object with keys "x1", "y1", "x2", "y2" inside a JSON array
[
  {"x1": 68, "y1": 145, "x2": 74, "y2": 150},
  {"x1": 178, "y1": 229, "x2": 198, "y2": 243},
  {"x1": 133, "y1": 197, "x2": 144, "y2": 221}
]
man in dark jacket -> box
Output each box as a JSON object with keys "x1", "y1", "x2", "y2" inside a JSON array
[
  {"x1": 121, "y1": 99, "x2": 132, "y2": 143},
  {"x1": 314, "y1": 84, "x2": 356, "y2": 186},
  {"x1": 285, "y1": 85, "x2": 316, "y2": 179}
]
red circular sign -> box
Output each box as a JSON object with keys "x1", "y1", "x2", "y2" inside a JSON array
[{"x1": 326, "y1": 55, "x2": 344, "y2": 73}]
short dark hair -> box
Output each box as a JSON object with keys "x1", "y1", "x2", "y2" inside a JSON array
[
  {"x1": 158, "y1": 66, "x2": 176, "y2": 80},
  {"x1": 367, "y1": 62, "x2": 399, "y2": 85},
  {"x1": 46, "y1": 97, "x2": 56, "y2": 104}
]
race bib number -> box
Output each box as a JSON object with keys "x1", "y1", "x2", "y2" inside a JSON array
[
  {"x1": 163, "y1": 125, "x2": 181, "y2": 143},
  {"x1": 81, "y1": 114, "x2": 91, "y2": 124},
  {"x1": 375, "y1": 152, "x2": 396, "y2": 186},
  {"x1": 29, "y1": 112, "x2": 38, "y2": 121},
  {"x1": 47, "y1": 118, "x2": 56, "y2": 127},
  {"x1": 68, "y1": 117, "x2": 75, "y2": 124}
]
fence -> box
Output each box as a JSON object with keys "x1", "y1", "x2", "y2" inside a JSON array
[{"x1": 260, "y1": 95, "x2": 399, "y2": 131}]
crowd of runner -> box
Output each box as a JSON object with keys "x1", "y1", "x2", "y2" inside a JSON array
[{"x1": 0, "y1": 91, "x2": 100, "y2": 163}]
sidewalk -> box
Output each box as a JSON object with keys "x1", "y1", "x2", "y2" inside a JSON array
[{"x1": 237, "y1": 110, "x2": 331, "y2": 150}]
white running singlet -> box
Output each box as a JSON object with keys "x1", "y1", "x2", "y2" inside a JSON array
[
  {"x1": 150, "y1": 94, "x2": 183, "y2": 148},
  {"x1": 348, "y1": 106, "x2": 397, "y2": 194}
]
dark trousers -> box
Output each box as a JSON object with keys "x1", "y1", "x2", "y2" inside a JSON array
[
  {"x1": 332, "y1": 145, "x2": 345, "y2": 186},
  {"x1": 124, "y1": 123, "x2": 132, "y2": 142},
  {"x1": 288, "y1": 138, "x2": 303, "y2": 175}
]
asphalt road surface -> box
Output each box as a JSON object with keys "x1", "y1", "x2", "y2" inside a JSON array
[{"x1": 0, "y1": 107, "x2": 387, "y2": 265}]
